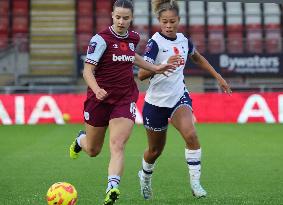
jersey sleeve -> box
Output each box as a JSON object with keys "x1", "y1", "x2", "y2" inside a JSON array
[
  {"x1": 85, "y1": 34, "x2": 107, "y2": 65},
  {"x1": 188, "y1": 38, "x2": 196, "y2": 56},
  {"x1": 143, "y1": 39, "x2": 159, "y2": 64}
]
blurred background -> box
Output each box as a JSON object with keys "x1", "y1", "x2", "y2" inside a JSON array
[{"x1": 0, "y1": 0, "x2": 282, "y2": 93}]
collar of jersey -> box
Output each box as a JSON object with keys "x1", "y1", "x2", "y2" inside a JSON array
[
  {"x1": 158, "y1": 32, "x2": 177, "y2": 41},
  {"x1": 109, "y1": 26, "x2": 129, "y2": 39}
]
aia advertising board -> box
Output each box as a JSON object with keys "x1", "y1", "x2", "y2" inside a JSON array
[{"x1": 0, "y1": 92, "x2": 282, "y2": 125}]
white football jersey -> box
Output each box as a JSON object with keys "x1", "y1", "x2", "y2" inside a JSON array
[{"x1": 143, "y1": 32, "x2": 195, "y2": 108}]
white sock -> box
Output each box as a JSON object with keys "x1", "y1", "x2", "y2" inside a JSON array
[
  {"x1": 185, "y1": 148, "x2": 202, "y2": 182},
  {"x1": 106, "y1": 175, "x2": 120, "y2": 193},
  {"x1": 76, "y1": 133, "x2": 86, "y2": 147},
  {"x1": 141, "y1": 158, "x2": 155, "y2": 179}
]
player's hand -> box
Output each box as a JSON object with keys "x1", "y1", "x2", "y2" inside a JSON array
[
  {"x1": 217, "y1": 77, "x2": 232, "y2": 95},
  {"x1": 167, "y1": 55, "x2": 182, "y2": 65},
  {"x1": 154, "y1": 64, "x2": 176, "y2": 77},
  {"x1": 94, "y1": 87, "x2": 108, "y2": 100}
]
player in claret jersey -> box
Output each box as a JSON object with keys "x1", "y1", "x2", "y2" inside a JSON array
[
  {"x1": 69, "y1": 0, "x2": 175, "y2": 204},
  {"x1": 137, "y1": 0, "x2": 232, "y2": 201}
]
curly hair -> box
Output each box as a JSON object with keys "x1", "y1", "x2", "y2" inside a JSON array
[{"x1": 151, "y1": 0, "x2": 179, "y2": 17}]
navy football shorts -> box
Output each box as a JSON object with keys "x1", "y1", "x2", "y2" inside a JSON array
[{"x1": 142, "y1": 92, "x2": 192, "y2": 131}]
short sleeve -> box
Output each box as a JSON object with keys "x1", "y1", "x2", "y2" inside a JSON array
[
  {"x1": 85, "y1": 34, "x2": 107, "y2": 65},
  {"x1": 143, "y1": 39, "x2": 159, "y2": 64},
  {"x1": 188, "y1": 38, "x2": 196, "y2": 56}
]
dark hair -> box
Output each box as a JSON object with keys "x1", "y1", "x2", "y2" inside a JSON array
[
  {"x1": 113, "y1": 0, "x2": 134, "y2": 14},
  {"x1": 152, "y1": 0, "x2": 179, "y2": 18}
]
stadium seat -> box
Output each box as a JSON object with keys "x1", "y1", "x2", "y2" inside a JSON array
[
  {"x1": 189, "y1": 32, "x2": 206, "y2": 54},
  {"x1": 208, "y1": 25, "x2": 225, "y2": 54},
  {"x1": 0, "y1": 34, "x2": 8, "y2": 50},
  {"x1": 0, "y1": 0, "x2": 9, "y2": 16},
  {"x1": 133, "y1": 25, "x2": 149, "y2": 54},
  {"x1": 12, "y1": 33, "x2": 29, "y2": 52},
  {"x1": 77, "y1": 33, "x2": 93, "y2": 53},
  {"x1": 96, "y1": 16, "x2": 111, "y2": 32},
  {"x1": 227, "y1": 24, "x2": 244, "y2": 54},
  {"x1": 263, "y1": 3, "x2": 281, "y2": 53},
  {"x1": 77, "y1": 0, "x2": 94, "y2": 16},
  {"x1": 0, "y1": 16, "x2": 9, "y2": 34},
  {"x1": 95, "y1": 1, "x2": 112, "y2": 15},
  {"x1": 77, "y1": 16, "x2": 93, "y2": 34},
  {"x1": 12, "y1": 16, "x2": 29, "y2": 34},
  {"x1": 12, "y1": 0, "x2": 29, "y2": 16}
]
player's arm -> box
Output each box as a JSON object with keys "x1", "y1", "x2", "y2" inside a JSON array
[
  {"x1": 83, "y1": 63, "x2": 108, "y2": 100},
  {"x1": 137, "y1": 54, "x2": 181, "y2": 81},
  {"x1": 190, "y1": 51, "x2": 232, "y2": 94},
  {"x1": 134, "y1": 53, "x2": 176, "y2": 76}
]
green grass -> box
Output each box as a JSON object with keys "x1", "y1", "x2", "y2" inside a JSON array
[{"x1": 0, "y1": 124, "x2": 283, "y2": 205}]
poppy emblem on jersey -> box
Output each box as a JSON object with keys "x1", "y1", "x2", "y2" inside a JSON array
[
  {"x1": 88, "y1": 42, "x2": 97, "y2": 54},
  {"x1": 120, "y1": 42, "x2": 128, "y2": 51},
  {"x1": 113, "y1": 44, "x2": 118, "y2": 49},
  {"x1": 173, "y1": 47, "x2": 180, "y2": 54},
  {"x1": 129, "y1": 43, "x2": 135, "y2": 51}
]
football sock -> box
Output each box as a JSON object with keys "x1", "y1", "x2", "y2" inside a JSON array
[
  {"x1": 141, "y1": 158, "x2": 155, "y2": 178},
  {"x1": 76, "y1": 132, "x2": 86, "y2": 147},
  {"x1": 185, "y1": 148, "x2": 201, "y2": 181},
  {"x1": 106, "y1": 175, "x2": 120, "y2": 193}
]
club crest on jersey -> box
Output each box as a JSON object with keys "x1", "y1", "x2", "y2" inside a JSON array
[
  {"x1": 88, "y1": 42, "x2": 97, "y2": 54},
  {"x1": 129, "y1": 43, "x2": 135, "y2": 51}
]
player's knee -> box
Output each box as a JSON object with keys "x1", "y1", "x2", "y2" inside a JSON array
[
  {"x1": 184, "y1": 129, "x2": 198, "y2": 143},
  {"x1": 110, "y1": 138, "x2": 126, "y2": 153},
  {"x1": 149, "y1": 147, "x2": 163, "y2": 159},
  {"x1": 86, "y1": 147, "x2": 101, "y2": 157}
]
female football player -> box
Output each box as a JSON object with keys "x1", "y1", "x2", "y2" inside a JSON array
[
  {"x1": 137, "y1": 0, "x2": 232, "y2": 200},
  {"x1": 69, "y1": 1, "x2": 175, "y2": 204}
]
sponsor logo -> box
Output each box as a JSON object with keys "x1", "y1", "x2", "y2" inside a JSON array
[
  {"x1": 112, "y1": 54, "x2": 135, "y2": 62},
  {"x1": 220, "y1": 54, "x2": 280, "y2": 73},
  {"x1": 113, "y1": 44, "x2": 118, "y2": 49}
]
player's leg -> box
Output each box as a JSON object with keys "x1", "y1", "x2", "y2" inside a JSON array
[
  {"x1": 69, "y1": 123, "x2": 107, "y2": 159},
  {"x1": 70, "y1": 100, "x2": 109, "y2": 159},
  {"x1": 103, "y1": 117, "x2": 133, "y2": 205},
  {"x1": 171, "y1": 105, "x2": 207, "y2": 198},
  {"x1": 103, "y1": 102, "x2": 136, "y2": 205},
  {"x1": 139, "y1": 101, "x2": 169, "y2": 199},
  {"x1": 138, "y1": 129, "x2": 167, "y2": 200}
]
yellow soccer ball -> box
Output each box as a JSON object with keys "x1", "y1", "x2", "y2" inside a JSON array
[{"x1": 46, "y1": 182, "x2": 77, "y2": 205}]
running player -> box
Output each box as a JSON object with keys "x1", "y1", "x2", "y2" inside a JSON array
[
  {"x1": 138, "y1": 0, "x2": 232, "y2": 200},
  {"x1": 69, "y1": 1, "x2": 175, "y2": 204}
]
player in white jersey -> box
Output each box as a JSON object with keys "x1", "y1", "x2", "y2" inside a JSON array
[{"x1": 137, "y1": 0, "x2": 232, "y2": 200}]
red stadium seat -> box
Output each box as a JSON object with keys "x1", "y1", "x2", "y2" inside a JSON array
[
  {"x1": 189, "y1": 32, "x2": 206, "y2": 54},
  {"x1": 12, "y1": 0, "x2": 29, "y2": 16},
  {"x1": 227, "y1": 32, "x2": 243, "y2": 54},
  {"x1": 77, "y1": 0, "x2": 94, "y2": 16},
  {"x1": 96, "y1": 16, "x2": 111, "y2": 32},
  {"x1": 77, "y1": 16, "x2": 94, "y2": 33},
  {"x1": 77, "y1": 33, "x2": 93, "y2": 53},
  {"x1": 246, "y1": 24, "x2": 263, "y2": 53},
  {"x1": 0, "y1": 34, "x2": 8, "y2": 50},
  {"x1": 96, "y1": 1, "x2": 112, "y2": 15},
  {"x1": 0, "y1": 16, "x2": 9, "y2": 34},
  {"x1": 265, "y1": 29, "x2": 282, "y2": 54},
  {"x1": 12, "y1": 33, "x2": 29, "y2": 52},
  {"x1": 133, "y1": 25, "x2": 149, "y2": 54},
  {"x1": 12, "y1": 16, "x2": 29, "y2": 33},
  {"x1": 227, "y1": 25, "x2": 244, "y2": 53},
  {"x1": 208, "y1": 25, "x2": 225, "y2": 54},
  {"x1": 0, "y1": 1, "x2": 9, "y2": 16}
]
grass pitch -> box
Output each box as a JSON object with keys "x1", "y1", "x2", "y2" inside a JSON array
[{"x1": 0, "y1": 123, "x2": 283, "y2": 205}]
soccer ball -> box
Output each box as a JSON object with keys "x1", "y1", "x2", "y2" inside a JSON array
[{"x1": 46, "y1": 182, "x2": 77, "y2": 205}]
